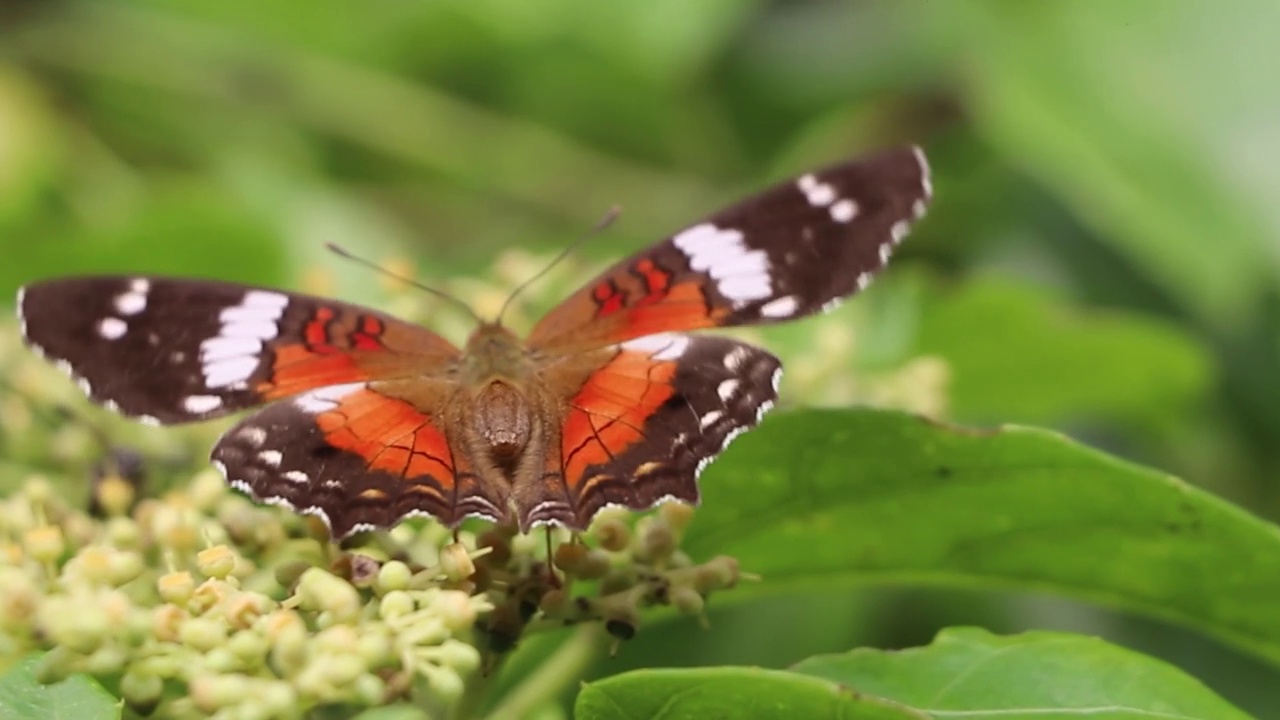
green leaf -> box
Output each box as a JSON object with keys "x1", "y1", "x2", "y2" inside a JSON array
[
  {"x1": 575, "y1": 666, "x2": 925, "y2": 720},
  {"x1": 0, "y1": 655, "x2": 120, "y2": 720},
  {"x1": 914, "y1": 277, "x2": 1211, "y2": 426},
  {"x1": 685, "y1": 409, "x2": 1280, "y2": 666},
  {"x1": 951, "y1": 1, "x2": 1276, "y2": 325},
  {"x1": 793, "y1": 627, "x2": 1252, "y2": 719}
]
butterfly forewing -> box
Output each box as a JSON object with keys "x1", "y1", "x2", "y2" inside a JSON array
[
  {"x1": 527, "y1": 145, "x2": 931, "y2": 352},
  {"x1": 18, "y1": 277, "x2": 459, "y2": 424}
]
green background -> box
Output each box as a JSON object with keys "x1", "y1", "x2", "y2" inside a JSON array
[{"x1": 3, "y1": 1, "x2": 1280, "y2": 716}]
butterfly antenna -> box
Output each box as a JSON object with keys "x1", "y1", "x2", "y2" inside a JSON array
[
  {"x1": 496, "y1": 205, "x2": 622, "y2": 325},
  {"x1": 324, "y1": 243, "x2": 483, "y2": 324}
]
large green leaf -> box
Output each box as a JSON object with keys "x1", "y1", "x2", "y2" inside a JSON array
[
  {"x1": 575, "y1": 666, "x2": 924, "y2": 720},
  {"x1": 914, "y1": 277, "x2": 1211, "y2": 426},
  {"x1": 0, "y1": 655, "x2": 119, "y2": 720},
  {"x1": 793, "y1": 627, "x2": 1251, "y2": 719},
  {"x1": 685, "y1": 409, "x2": 1280, "y2": 665}
]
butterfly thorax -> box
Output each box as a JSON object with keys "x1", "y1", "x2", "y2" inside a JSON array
[{"x1": 457, "y1": 323, "x2": 545, "y2": 484}]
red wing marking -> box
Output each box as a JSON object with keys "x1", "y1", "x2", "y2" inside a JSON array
[
  {"x1": 632, "y1": 258, "x2": 671, "y2": 306},
  {"x1": 561, "y1": 350, "x2": 677, "y2": 486},
  {"x1": 609, "y1": 281, "x2": 727, "y2": 339},
  {"x1": 315, "y1": 389, "x2": 455, "y2": 490}
]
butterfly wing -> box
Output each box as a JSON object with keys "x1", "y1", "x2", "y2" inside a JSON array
[
  {"x1": 212, "y1": 379, "x2": 506, "y2": 539},
  {"x1": 527, "y1": 145, "x2": 931, "y2": 352},
  {"x1": 519, "y1": 333, "x2": 780, "y2": 529},
  {"x1": 18, "y1": 276, "x2": 460, "y2": 424}
]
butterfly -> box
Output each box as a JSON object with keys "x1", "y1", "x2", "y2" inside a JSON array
[{"x1": 16, "y1": 145, "x2": 931, "y2": 539}]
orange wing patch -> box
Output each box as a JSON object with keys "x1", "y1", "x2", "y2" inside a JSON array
[
  {"x1": 314, "y1": 388, "x2": 455, "y2": 495},
  {"x1": 561, "y1": 349, "x2": 677, "y2": 488}
]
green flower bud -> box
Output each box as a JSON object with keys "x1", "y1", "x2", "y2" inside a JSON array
[
  {"x1": 670, "y1": 585, "x2": 705, "y2": 616},
  {"x1": 257, "y1": 680, "x2": 298, "y2": 717},
  {"x1": 120, "y1": 667, "x2": 163, "y2": 714},
  {"x1": 104, "y1": 517, "x2": 141, "y2": 549},
  {"x1": 33, "y1": 646, "x2": 75, "y2": 684},
  {"x1": 357, "y1": 629, "x2": 394, "y2": 669},
  {"x1": 151, "y1": 604, "x2": 187, "y2": 643},
  {"x1": 432, "y1": 589, "x2": 477, "y2": 632},
  {"x1": 354, "y1": 672, "x2": 387, "y2": 705},
  {"x1": 435, "y1": 638, "x2": 482, "y2": 675},
  {"x1": 0, "y1": 567, "x2": 38, "y2": 628},
  {"x1": 227, "y1": 630, "x2": 269, "y2": 666},
  {"x1": 315, "y1": 625, "x2": 361, "y2": 657},
  {"x1": 179, "y1": 616, "x2": 227, "y2": 652},
  {"x1": 196, "y1": 545, "x2": 237, "y2": 579},
  {"x1": 188, "y1": 467, "x2": 226, "y2": 512},
  {"x1": 83, "y1": 645, "x2": 127, "y2": 675},
  {"x1": 93, "y1": 475, "x2": 135, "y2": 518},
  {"x1": 267, "y1": 613, "x2": 308, "y2": 677},
  {"x1": 296, "y1": 568, "x2": 361, "y2": 623},
  {"x1": 634, "y1": 519, "x2": 676, "y2": 562},
  {"x1": 379, "y1": 590, "x2": 415, "y2": 621},
  {"x1": 658, "y1": 502, "x2": 696, "y2": 538},
  {"x1": 106, "y1": 549, "x2": 143, "y2": 586},
  {"x1": 376, "y1": 560, "x2": 413, "y2": 593},
  {"x1": 553, "y1": 543, "x2": 588, "y2": 573},
  {"x1": 203, "y1": 646, "x2": 241, "y2": 673},
  {"x1": 191, "y1": 674, "x2": 248, "y2": 713},
  {"x1": 439, "y1": 542, "x2": 475, "y2": 581},
  {"x1": 39, "y1": 595, "x2": 109, "y2": 653},
  {"x1": 24, "y1": 525, "x2": 64, "y2": 564},
  {"x1": 694, "y1": 555, "x2": 740, "y2": 593},
  {"x1": 591, "y1": 518, "x2": 632, "y2": 553},
  {"x1": 158, "y1": 571, "x2": 196, "y2": 606},
  {"x1": 421, "y1": 665, "x2": 465, "y2": 705}
]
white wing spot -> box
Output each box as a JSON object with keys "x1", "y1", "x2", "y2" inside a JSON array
[
  {"x1": 820, "y1": 297, "x2": 845, "y2": 314},
  {"x1": 258, "y1": 450, "x2": 283, "y2": 467},
  {"x1": 203, "y1": 291, "x2": 288, "y2": 389},
  {"x1": 797, "y1": 174, "x2": 836, "y2": 207},
  {"x1": 205, "y1": 357, "x2": 259, "y2": 389},
  {"x1": 623, "y1": 333, "x2": 689, "y2": 361},
  {"x1": 97, "y1": 317, "x2": 127, "y2": 340},
  {"x1": 139, "y1": 415, "x2": 161, "y2": 427},
  {"x1": 770, "y1": 366, "x2": 783, "y2": 393},
  {"x1": 912, "y1": 145, "x2": 933, "y2": 200},
  {"x1": 759, "y1": 296, "x2": 799, "y2": 319},
  {"x1": 891, "y1": 220, "x2": 909, "y2": 244},
  {"x1": 295, "y1": 383, "x2": 364, "y2": 414},
  {"x1": 238, "y1": 426, "x2": 268, "y2": 446},
  {"x1": 878, "y1": 244, "x2": 892, "y2": 264},
  {"x1": 672, "y1": 223, "x2": 771, "y2": 305},
  {"x1": 855, "y1": 273, "x2": 872, "y2": 291},
  {"x1": 700, "y1": 410, "x2": 724, "y2": 430},
  {"x1": 829, "y1": 199, "x2": 857, "y2": 223},
  {"x1": 114, "y1": 285, "x2": 148, "y2": 316},
  {"x1": 283, "y1": 470, "x2": 310, "y2": 484},
  {"x1": 183, "y1": 395, "x2": 223, "y2": 414},
  {"x1": 717, "y1": 378, "x2": 740, "y2": 402},
  {"x1": 723, "y1": 346, "x2": 750, "y2": 371},
  {"x1": 76, "y1": 377, "x2": 92, "y2": 396}
]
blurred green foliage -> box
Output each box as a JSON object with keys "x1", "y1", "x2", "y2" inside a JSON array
[{"x1": 3, "y1": 0, "x2": 1280, "y2": 717}]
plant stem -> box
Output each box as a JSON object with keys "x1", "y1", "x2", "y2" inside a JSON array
[{"x1": 479, "y1": 625, "x2": 606, "y2": 720}]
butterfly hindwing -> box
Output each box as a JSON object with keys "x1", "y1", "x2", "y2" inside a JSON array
[
  {"x1": 17, "y1": 276, "x2": 459, "y2": 424},
  {"x1": 527, "y1": 145, "x2": 931, "y2": 352},
  {"x1": 523, "y1": 334, "x2": 780, "y2": 528},
  {"x1": 212, "y1": 379, "x2": 507, "y2": 539}
]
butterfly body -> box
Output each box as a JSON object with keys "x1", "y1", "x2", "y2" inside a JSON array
[{"x1": 18, "y1": 145, "x2": 932, "y2": 538}]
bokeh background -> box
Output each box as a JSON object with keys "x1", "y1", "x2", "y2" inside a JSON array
[{"x1": 3, "y1": 1, "x2": 1279, "y2": 716}]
